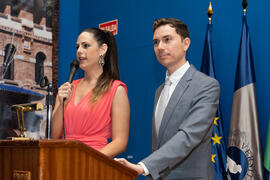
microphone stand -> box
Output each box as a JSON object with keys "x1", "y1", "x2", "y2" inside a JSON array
[
  {"x1": 40, "y1": 76, "x2": 53, "y2": 139},
  {"x1": 46, "y1": 82, "x2": 53, "y2": 139},
  {"x1": 62, "y1": 98, "x2": 66, "y2": 139}
]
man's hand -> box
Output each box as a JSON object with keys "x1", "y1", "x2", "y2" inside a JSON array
[{"x1": 114, "y1": 158, "x2": 144, "y2": 175}]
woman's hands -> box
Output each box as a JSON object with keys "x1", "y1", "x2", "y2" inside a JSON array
[{"x1": 57, "y1": 82, "x2": 74, "y2": 104}]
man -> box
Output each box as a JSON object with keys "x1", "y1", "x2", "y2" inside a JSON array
[{"x1": 115, "y1": 18, "x2": 220, "y2": 180}]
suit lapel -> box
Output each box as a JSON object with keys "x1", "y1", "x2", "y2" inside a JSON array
[{"x1": 157, "y1": 65, "x2": 196, "y2": 146}]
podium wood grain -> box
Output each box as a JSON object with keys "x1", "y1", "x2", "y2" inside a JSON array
[{"x1": 0, "y1": 140, "x2": 138, "y2": 180}]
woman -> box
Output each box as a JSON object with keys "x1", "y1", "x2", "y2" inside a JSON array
[{"x1": 52, "y1": 28, "x2": 130, "y2": 158}]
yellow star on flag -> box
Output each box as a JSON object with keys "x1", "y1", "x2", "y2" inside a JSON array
[
  {"x1": 211, "y1": 154, "x2": 216, "y2": 163},
  {"x1": 213, "y1": 117, "x2": 219, "y2": 126},
  {"x1": 211, "y1": 133, "x2": 222, "y2": 145}
]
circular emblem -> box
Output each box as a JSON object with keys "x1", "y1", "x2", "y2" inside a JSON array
[{"x1": 226, "y1": 146, "x2": 248, "y2": 179}]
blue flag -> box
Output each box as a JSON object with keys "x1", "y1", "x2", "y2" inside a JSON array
[
  {"x1": 201, "y1": 23, "x2": 227, "y2": 180},
  {"x1": 227, "y1": 14, "x2": 264, "y2": 179}
]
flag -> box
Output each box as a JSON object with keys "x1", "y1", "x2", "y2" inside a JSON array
[
  {"x1": 201, "y1": 22, "x2": 227, "y2": 180},
  {"x1": 226, "y1": 14, "x2": 264, "y2": 180},
  {"x1": 264, "y1": 118, "x2": 270, "y2": 175}
]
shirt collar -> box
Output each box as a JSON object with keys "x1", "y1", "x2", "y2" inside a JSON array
[{"x1": 165, "y1": 61, "x2": 190, "y2": 85}]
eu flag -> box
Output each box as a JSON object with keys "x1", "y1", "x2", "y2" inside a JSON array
[
  {"x1": 227, "y1": 14, "x2": 264, "y2": 179},
  {"x1": 201, "y1": 23, "x2": 227, "y2": 180}
]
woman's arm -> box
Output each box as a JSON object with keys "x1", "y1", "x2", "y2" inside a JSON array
[{"x1": 100, "y1": 86, "x2": 130, "y2": 158}]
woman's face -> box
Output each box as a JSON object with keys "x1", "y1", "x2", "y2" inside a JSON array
[{"x1": 76, "y1": 32, "x2": 103, "y2": 71}]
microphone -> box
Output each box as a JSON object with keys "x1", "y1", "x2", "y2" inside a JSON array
[
  {"x1": 63, "y1": 60, "x2": 79, "y2": 139},
  {"x1": 63, "y1": 60, "x2": 79, "y2": 102},
  {"x1": 67, "y1": 60, "x2": 80, "y2": 83}
]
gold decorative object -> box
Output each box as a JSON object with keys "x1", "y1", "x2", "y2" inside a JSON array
[
  {"x1": 242, "y1": 0, "x2": 248, "y2": 14},
  {"x1": 208, "y1": 2, "x2": 213, "y2": 23},
  {"x1": 11, "y1": 102, "x2": 43, "y2": 140}
]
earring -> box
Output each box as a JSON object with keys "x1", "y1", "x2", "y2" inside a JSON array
[{"x1": 99, "y1": 55, "x2": 105, "y2": 66}]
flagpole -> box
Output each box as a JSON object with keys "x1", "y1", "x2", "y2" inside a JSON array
[
  {"x1": 227, "y1": 0, "x2": 265, "y2": 179},
  {"x1": 207, "y1": 2, "x2": 213, "y2": 24},
  {"x1": 201, "y1": 2, "x2": 228, "y2": 179},
  {"x1": 242, "y1": 0, "x2": 248, "y2": 15}
]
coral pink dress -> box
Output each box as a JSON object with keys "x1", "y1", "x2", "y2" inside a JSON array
[{"x1": 64, "y1": 79, "x2": 127, "y2": 150}]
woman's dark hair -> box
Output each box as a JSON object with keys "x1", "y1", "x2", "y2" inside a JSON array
[{"x1": 82, "y1": 28, "x2": 120, "y2": 104}]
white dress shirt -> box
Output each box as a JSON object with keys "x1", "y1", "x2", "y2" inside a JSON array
[{"x1": 155, "y1": 61, "x2": 190, "y2": 122}]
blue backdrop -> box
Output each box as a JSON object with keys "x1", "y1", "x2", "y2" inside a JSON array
[{"x1": 59, "y1": 0, "x2": 270, "y2": 179}]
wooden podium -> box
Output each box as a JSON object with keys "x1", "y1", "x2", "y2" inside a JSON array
[{"x1": 0, "y1": 140, "x2": 138, "y2": 180}]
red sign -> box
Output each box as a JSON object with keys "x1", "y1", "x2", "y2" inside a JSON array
[{"x1": 99, "y1": 19, "x2": 118, "y2": 35}]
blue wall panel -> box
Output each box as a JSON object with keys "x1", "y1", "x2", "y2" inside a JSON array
[{"x1": 58, "y1": 0, "x2": 80, "y2": 85}]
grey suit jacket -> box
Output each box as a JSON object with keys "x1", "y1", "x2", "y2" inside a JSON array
[{"x1": 142, "y1": 65, "x2": 220, "y2": 180}]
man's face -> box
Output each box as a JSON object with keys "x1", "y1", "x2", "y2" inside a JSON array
[{"x1": 153, "y1": 24, "x2": 190, "y2": 73}]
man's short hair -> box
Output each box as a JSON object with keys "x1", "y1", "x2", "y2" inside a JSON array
[{"x1": 153, "y1": 18, "x2": 189, "y2": 40}]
